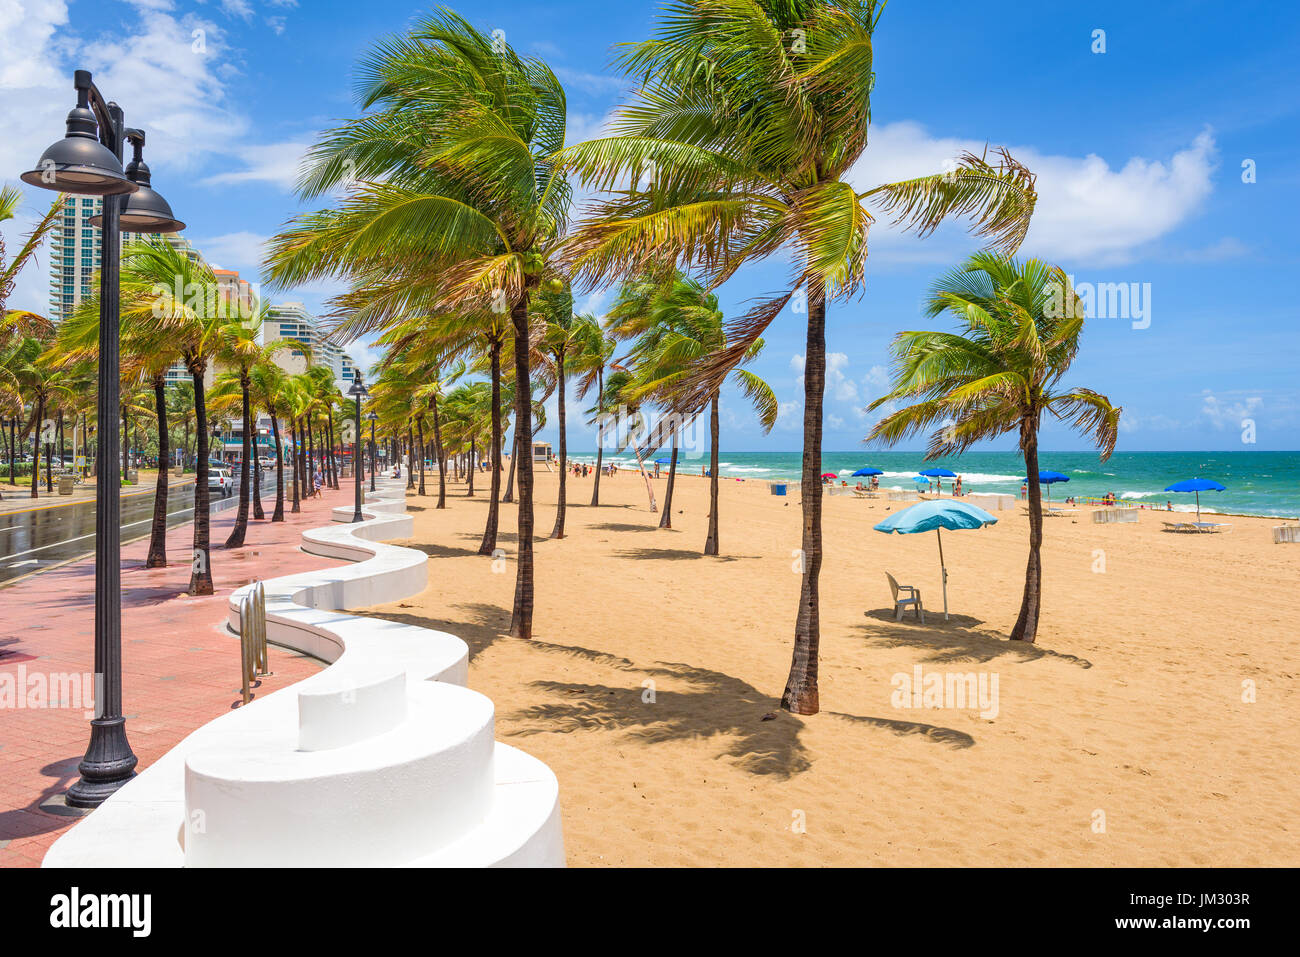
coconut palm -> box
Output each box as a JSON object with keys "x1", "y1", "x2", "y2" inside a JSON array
[
  {"x1": 867, "y1": 253, "x2": 1121, "y2": 643},
  {"x1": 247, "y1": 357, "x2": 291, "y2": 521},
  {"x1": 559, "y1": 0, "x2": 1037, "y2": 712},
  {"x1": 212, "y1": 305, "x2": 293, "y2": 547},
  {"x1": 612, "y1": 272, "x2": 777, "y2": 550},
  {"x1": 264, "y1": 10, "x2": 571, "y2": 639},
  {"x1": 533, "y1": 282, "x2": 585, "y2": 538},
  {"x1": 1, "y1": 187, "x2": 62, "y2": 320},
  {"x1": 570, "y1": 313, "x2": 616, "y2": 506},
  {"x1": 118, "y1": 238, "x2": 227, "y2": 594}
]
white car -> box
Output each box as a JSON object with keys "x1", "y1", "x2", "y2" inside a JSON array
[{"x1": 207, "y1": 467, "x2": 235, "y2": 498}]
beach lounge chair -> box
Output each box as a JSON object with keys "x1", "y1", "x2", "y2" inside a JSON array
[
  {"x1": 1192, "y1": 521, "x2": 1231, "y2": 533},
  {"x1": 885, "y1": 572, "x2": 924, "y2": 623},
  {"x1": 852, "y1": 488, "x2": 878, "y2": 499}
]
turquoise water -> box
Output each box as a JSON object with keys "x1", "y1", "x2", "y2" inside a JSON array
[{"x1": 575, "y1": 450, "x2": 1300, "y2": 519}]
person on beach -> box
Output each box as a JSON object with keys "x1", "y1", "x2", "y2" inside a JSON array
[
  {"x1": 955, "y1": 475, "x2": 963, "y2": 496},
  {"x1": 312, "y1": 468, "x2": 323, "y2": 498},
  {"x1": 870, "y1": 475, "x2": 879, "y2": 490},
  {"x1": 1020, "y1": 481, "x2": 1027, "y2": 499}
]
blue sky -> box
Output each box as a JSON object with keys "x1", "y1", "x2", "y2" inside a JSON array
[{"x1": 2, "y1": 0, "x2": 1296, "y2": 453}]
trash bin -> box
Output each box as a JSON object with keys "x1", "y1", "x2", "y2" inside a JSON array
[
  {"x1": 58, "y1": 476, "x2": 75, "y2": 495},
  {"x1": 127, "y1": 469, "x2": 139, "y2": 484},
  {"x1": 770, "y1": 482, "x2": 787, "y2": 496}
]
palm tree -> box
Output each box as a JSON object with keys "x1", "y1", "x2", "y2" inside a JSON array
[
  {"x1": 1, "y1": 186, "x2": 62, "y2": 319},
  {"x1": 212, "y1": 306, "x2": 291, "y2": 547},
  {"x1": 560, "y1": 0, "x2": 1037, "y2": 713},
  {"x1": 867, "y1": 253, "x2": 1121, "y2": 643},
  {"x1": 118, "y1": 238, "x2": 227, "y2": 595},
  {"x1": 247, "y1": 358, "x2": 291, "y2": 521},
  {"x1": 534, "y1": 281, "x2": 583, "y2": 538},
  {"x1": 264, "y1": 11, "x2": 571, "y2": 640},
  {"x1": 614, "y1": 272, "x2": 778, "y2": 551},
  {"x1": 58, "y1": 284, "x2": 183, "y2": 565},
  {"x1": 570, "y1": 313, "x2": 615, "y2": 507}
]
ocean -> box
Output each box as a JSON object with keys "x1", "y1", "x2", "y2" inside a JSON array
[{"x1": 571, "y1": 450, "x2": 1300, "y2": 519}]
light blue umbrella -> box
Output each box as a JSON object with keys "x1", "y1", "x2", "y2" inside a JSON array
[
  {"x1": 875, "y1": 500, "x2": 998, "y2": 620},
  {"x1": 1164, "y1": 477, "x2": 1226, "y2": 522}
]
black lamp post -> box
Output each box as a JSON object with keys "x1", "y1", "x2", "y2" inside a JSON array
[
  {"x1": 347, "y1": 379, "x2": 369, "y2": 522},
  {"x1": 22, "y1": 70, "x2": 184, "y2": 808},
  {"x1": 366, "y1": 411, "x2": 377, "y2": 492}
]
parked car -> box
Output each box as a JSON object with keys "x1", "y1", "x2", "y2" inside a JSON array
[{"x1": 207, "y1": 468, "x2": 235, "y2": 498}]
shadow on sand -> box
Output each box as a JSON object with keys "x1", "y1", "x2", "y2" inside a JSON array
[{"x1": 860, "y1": 608, "x2": 1092, "y2": 668}]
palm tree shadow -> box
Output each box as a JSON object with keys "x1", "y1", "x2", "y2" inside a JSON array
[
  {"x1": 508, "y1": 653, "x2": 976, "y2": 778},
  {"x1": 613, "y1": 546, "x2": 753, "y2": 562},
  {"x1": 394, "y1": 541, "x2": 479, "y2": 559},
  {"x1": 361, "y1": 601, "x2": 508, "y2": 661},
  {"x1": 589, "y1": 522, "x2": 657, "y2": 533},
  {"x1": 860, "y1": 611, "x2": 1092, "y2": 668}
]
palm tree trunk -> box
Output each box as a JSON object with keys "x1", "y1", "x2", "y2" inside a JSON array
[
  {"x1": 551, "y1": 349, "x2": 567, "y2": 539},
  {"x1": 30, "y1": 395, "x2": 43, "y2": 498},
  {"x1": 416, "y1": 418, "x2": 427, "y2": 495},
  {"x1": 508, "y1": 294, "x2": 535, "y2": 640},
  {"x1": 704, "y1": 394, "x2": 720, "y2": 555},
  {"x1": 782, "y1": 285, "x2": 826, "y2": 715},
  {"x1": 289, "y1": 421, "x2": 301, "y2": 513},
  {"x1": 188, "y1": 368, "x2": 213, "y2": 595},
  {"x1": 331, "y1": 413, "x2": 341, "y2": 489},
  {"x1": 591, "y1": 365, "x2": 605, "y2": 507},
  {"x1": 431, "y1": 395, "x2": 447, "y2": 509},
  {"x1": 225, "y1": 373, "x2": 252, "y2": 548},
  {"x1": 121, "y1": 406, "x2": 129, "y2": 481},
  {"x1": 503, "y1": 431, "x2": 518, "y2": 503},
  {"x1": 45, "y1": 410, "x2": 54, "y2": 493},
  {"x1": 480, "y1": 341, "x2": 502, "y2": 552},
  {"x1": 146, "y1": 374, "x2": 169, "y2": 567},
  {"x1": 658, "y1": 426, "x2": 678, "y2": 529},
  {"x1": 270, "y1": 412, "x2": 285, "y2": 522},
  {"x1": 468, "y1": 438, "x2": 476, "y2": 496},
  {"x1": 252, "y1": 410, "x2": 264, "y2": 520},
  {"x1": 1011, "y1": 421, "x2": 1044, "y2": 643},
  {"x1": 406, "y1": 426, "x2": 415, "y2": 489},
  {"x1": 9, "y1": 417, "x2": 16, "y2": 486}
]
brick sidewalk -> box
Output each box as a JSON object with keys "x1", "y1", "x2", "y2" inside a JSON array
[{"x1": 0, "y1": 485, "x2": 355, "y2": 867}]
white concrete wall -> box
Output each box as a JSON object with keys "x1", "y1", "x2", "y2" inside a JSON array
[{"x1": 43, "y1": 477, "x2": 564, "y2": 868}]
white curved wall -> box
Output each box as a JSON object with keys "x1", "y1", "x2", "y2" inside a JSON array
[{"x1": 43, "y1": 477, "x2": 564, "y2": 868}]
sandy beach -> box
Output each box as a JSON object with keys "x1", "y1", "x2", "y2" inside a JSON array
[{"x1": 360, "y1": 466, "x2": 1300, "y2": 867}]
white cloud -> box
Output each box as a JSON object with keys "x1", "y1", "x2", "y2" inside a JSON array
[
  {"x1": 1201, "y1": 391, "x2": 1262, "y2": 430},
  {"x1": 848, "y1": 121, "x2": 1218, "y2": 267},
  {"x1": 790, "y1": 351, "x2": 857, "y2": 402},
  {"x1": 202, "y1": 140, "x2": 309, "y2": 189}
]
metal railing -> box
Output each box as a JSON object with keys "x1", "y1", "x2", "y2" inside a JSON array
[{"x1": 239, "y1": 581, "x2": 272, "y2": 705}]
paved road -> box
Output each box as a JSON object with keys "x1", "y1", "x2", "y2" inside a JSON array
[{"x1": 0, "y1": 479, "x2": 246, "y2": 585}]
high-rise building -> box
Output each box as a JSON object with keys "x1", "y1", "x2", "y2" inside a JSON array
[{"x1": 47, "y1": 195, "x2": 196, "y2": 322}]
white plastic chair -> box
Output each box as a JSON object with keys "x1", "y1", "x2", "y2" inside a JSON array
[{"x1": 886, "y1": 572, "x2": 924, "y2": 623}]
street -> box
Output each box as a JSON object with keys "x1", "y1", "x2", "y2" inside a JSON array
[{"x1": 0, "y1": 478, "x2": 245, "y2": 585}]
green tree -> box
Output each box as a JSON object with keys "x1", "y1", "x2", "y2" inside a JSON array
[
  {"x1": 867, "y1": 253, "x2": 1121, "y2": 643},
  {"x1": 265, "y1": 11, "x2": 571, "y2": 640},
  {"x1": 560, "y1": 0, "x2": 1037, "y2": 712}
]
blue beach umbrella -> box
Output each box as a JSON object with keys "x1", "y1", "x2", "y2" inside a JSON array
[
  {"x1": 852, "y1": 466, "x2": 884, "y2": 477},
  {"x1": 1021, "y1": 469, "x2": 1070, "y2": 506},
  {"x1": 653, "y1": 458, "x2": 670, "y2": 465},
  {"x1": 874, "y1": 500, "x2": 998, "y2": 620},
  {"x1": 919, "y1": 467, "x2": 957, "y2": 477},
  {"x1": 1163, "y1": 477, "x2": 1226, "y2": 522}
]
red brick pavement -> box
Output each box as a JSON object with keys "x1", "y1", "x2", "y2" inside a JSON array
[{"x1": 0, "y1": 486, "x2": 355, "y2": 867}]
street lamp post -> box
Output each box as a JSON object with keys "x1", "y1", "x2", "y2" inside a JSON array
[
  {"x1": 347, "y1": 379, "x2": 369, "y2": 522},
  {"x1": 22, "y1": 70, "x2": 184, "y2": 807},
  {"x1": 366, "y1": 411, "x2": 377, "y2": 492}
]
